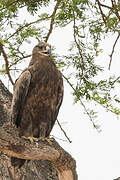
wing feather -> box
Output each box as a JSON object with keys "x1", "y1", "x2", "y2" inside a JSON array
[
  {"x1": 11, "y1": 70, "x2": 31, "y2": 127},
  {"x1": 51, "y1": 72, "x2": 64, "y2": 129},
  {"x1": 56, "y1": 76, "x2": 64, "y2": 114}
]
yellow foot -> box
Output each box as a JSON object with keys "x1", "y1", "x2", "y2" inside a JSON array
[
  {"x1": 22, "y1": 136, "x2": 38, "y2": 143},
  {"x1": 39, "y1": 137, "x2": 53, "y2": 145}
]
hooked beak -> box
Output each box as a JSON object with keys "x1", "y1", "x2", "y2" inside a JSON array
[
  {"x1": 44, "y1": 46, "x2": 51, "y2": 56},
  {"x1": 41, "y1": 46, "x2": 51, "y2": 56}
]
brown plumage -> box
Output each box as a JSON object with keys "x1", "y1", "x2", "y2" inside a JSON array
[{"x1": 11, "y1": 42, "x2": 63, "y2": 167}]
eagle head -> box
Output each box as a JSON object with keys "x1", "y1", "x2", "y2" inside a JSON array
[{"x1": 32, "y1": 42, "x2": 51, "y2": 56}]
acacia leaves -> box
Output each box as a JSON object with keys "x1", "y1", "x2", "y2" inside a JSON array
[{"x1": 1, "y1": 0, "x2": 120, "y2": 128}]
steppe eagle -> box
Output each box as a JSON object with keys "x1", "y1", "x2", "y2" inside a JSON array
[{"x1": 11, "y1": 42, "x2": 63, "y2": 167}]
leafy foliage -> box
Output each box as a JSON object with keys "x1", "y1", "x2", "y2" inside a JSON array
[{"x1": 1, "y1": 0, "x2": 120, "y2": 128}]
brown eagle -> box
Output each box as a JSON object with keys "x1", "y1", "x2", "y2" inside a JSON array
[{"x1": 11, "y1": 42, "x2": 64, "y2": 167}]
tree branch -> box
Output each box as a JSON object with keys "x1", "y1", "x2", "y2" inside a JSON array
[
  {"x1": 62, "y1": 74, "x2": 100, "y2": 131},
  {"x1": 109, "y1": 33, "x2": 120, "y2": 70},
  {"x1": 96, "y1": 0, "x2": 107, "y2": 25},
  {"x1": 72, "y1": 10, "x2": 85, "y2": 81},
  {"x1": 57, "y1": 119, "x2": 72, "y2": 143},
  {"x1": 9, "y1": 54, "x2": 31, "y2": 68},
  {"x1": 6, "y1": 16, "x2": 50, "y2": 41},
  {"x1": 0, "y1": 123, "x2": 77, "y2": 180},
  {"x1": 0, "y1": 43, "x2": 14, "y2": 85},
  {"x1": 100, "y1": 3, "x2": 113, "y2": 10},
  {"x1": 111, "y1": 0, "x2": 120, "y2": 20},
  {"x1": 0, "y1": 125, "x2": 59, "y2": 162},
  {"x1": 45, "y1": 0, "x2": 62, "y2": 42}
]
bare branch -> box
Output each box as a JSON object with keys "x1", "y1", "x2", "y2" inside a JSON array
[
  {"x1": 51, "y1": 135, "x2": 69, "y2": 142},
  {"x1": 57, "y1": 119, "x2": 72, "y2": 143},
  {"x1": 109, "y1": 33, "x2": 120, "y2": 70},
  {"x1": 0, "y1": 43, "x2": 14, "y2": 85},
  {"x1": 45, "y1": 0, "x2": 62, "y2": 42}
]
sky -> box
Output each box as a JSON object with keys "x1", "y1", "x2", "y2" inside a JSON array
[
  {"x1": 50, "y1": 27, "x2": 120, "y2": 180},
  {"x1": 1, "y1": 3, "x2": 120, "y2": 180}
]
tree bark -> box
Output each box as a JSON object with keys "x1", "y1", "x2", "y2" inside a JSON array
[{"x1": 0, "y1": 79, "x2": 78, "y2": 180}]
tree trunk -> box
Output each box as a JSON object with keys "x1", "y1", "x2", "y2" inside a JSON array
[{"x1": 0, "y1": 79, "x2": 78, "y2": 180}]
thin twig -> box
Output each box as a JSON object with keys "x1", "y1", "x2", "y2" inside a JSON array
[
  {"x1": 96, "y1": 0, "x2": 107, "y2": 25},
  {"x1": 72, "y1": 11, "x2": 100, "y2": 131},
  {"x1": 9, "y1": 54, "x2": 31, "y2": 68},
  {"x1": 62, "y1": 74, "x2": 100, "y2": 131},
  {"x1": 109, "y1": 33, "x2": 120, "y2": 70},
  {"x1": 112, "y1": 76, "x2": 120, "y2": 85},
  {"x1": 45, "y1": 0, "x2": 62, "y2": 42},
  {"x1": 111, "y1": 0, "x2": 120, "y2": 20},
  {"x1": 57, "y1": 119, "x2": 72, "y2": 143},
  {"x1": 6, "y1": 16, "x2": 50, "y2": 41},
  {"x1": 73, "y1": 10, "x2": 85, "y2": 76},
  {"x1": 51, "y1": 135, "x2": 68, "y2": 143},
  {"x1": 0, "y1": 43, "x2": 14, "y2": 85},
  {"x1": 100, "y1": 3, "x2": 113, "y2": 10}
]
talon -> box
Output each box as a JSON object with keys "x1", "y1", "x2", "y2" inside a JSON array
[
  {"x1": 22, "y1": 136, "x2": 38, "y2": 143},
  {"x1": 39, "y1": 137, "x2": 53, "y2": 145}
]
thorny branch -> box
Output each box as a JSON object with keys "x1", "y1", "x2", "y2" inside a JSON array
[
  {"x1": 45, "y1": 0, "x2": 62, "y2": 42},
  {"x1": 62, "y1": 74, "x2": 101, "y2": 132},
  {"x1": 96, "y1": 0, "x2": 120, "y2": 21},
  {"x1": 6, "y1": 16, "x2": 50, "y2": 41},
  {"x1": 6, "y1": 0, "x2": 61, "y2": 43},
  {"x1": 0, "y1": 43, "x2": 14, "y2": 85},
  {"x1": 95, "y1": 1, "x2": 120, "y2": 69},
  {"x1": 109, "y1": 33, "x2": 120, "y2": 70},
  {"x1": 73, "y1": 10, "x2": 85, "y2": 76},
  {"x1": 72, "y1": 11, "x2": 101, "y2": 131}
]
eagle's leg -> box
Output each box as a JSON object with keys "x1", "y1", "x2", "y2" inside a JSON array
[
  {"x1": 38, "y1": 122, "x2": 53, "y2": 144},
  {"x1": 22, "y1": 136, "x2": 39, "y2": 143}
]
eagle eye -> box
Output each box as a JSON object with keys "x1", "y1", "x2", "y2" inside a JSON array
[
  {"x1": 36, "y1": 45, "x2": 43, "y2": 50},
  {"x1": 38, "y1": 46, "x2": 43, "y2": 50}
]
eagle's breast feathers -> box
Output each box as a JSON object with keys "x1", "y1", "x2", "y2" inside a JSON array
[{"x1": 11, "y1": 42, "x2": 63, "y2": 139}]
